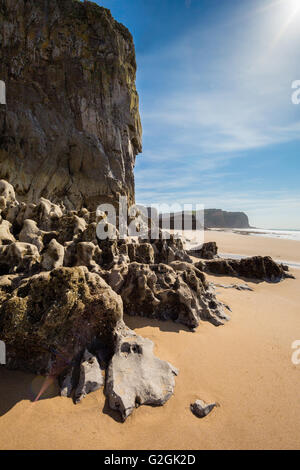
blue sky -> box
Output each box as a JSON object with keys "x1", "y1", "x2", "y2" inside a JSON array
[{"x1": 92, "y1": 0, "x2": 300, "y2": 229}]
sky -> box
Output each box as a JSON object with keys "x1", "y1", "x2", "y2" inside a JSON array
[{"x1": 92, "y1": 0, "x2": 300, "y2": 229}]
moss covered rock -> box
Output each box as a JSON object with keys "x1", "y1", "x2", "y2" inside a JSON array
[{"x1": 0, "y1": 266, "x2": 123, "y2": 373}]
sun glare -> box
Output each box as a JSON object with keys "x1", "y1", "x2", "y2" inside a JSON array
[
  {"x1": 288, "y1": 0, "x2": 300, "y2": 17},
  {"x1": 269, "y1": 0, "x2": 300, "y2": 46}
]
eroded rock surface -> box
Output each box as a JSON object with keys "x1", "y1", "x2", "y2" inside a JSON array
[
  {"x1": 188, "y1": 241, "x2": 218, "y2": 260},
  {"x1": 74, "y1": 349, "x2": 104, "y2": 403},
  {"x1": 196, "y1": 256, "x2": 294, "y2": 282},
  {"x1": 106, "y1": 324, "x2": 179, "y2": 421},
  {"x1": 106, "y1": 261, "x2": 229, "y2": 329},
  {"x1": 0, "y1": 266, "x2": 123, "y2": 374},
  {"x1": 0, "y1": 177, "x2": 295, "y2": 419}
]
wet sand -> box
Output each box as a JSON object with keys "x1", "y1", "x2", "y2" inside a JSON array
[
  {"x1": 204, "y1": 229, "x2": 300, "y2": 264},
  {"x1": 0, "y1": 233, "x2": 299, "y2": 450}
]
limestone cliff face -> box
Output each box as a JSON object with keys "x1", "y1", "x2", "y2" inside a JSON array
[
  {"x1": 204, "y1": 209, "x2": 250, "y2": 229},
  {"x1": 0, "y1": 0, "x2": 142, "y2": 210}
]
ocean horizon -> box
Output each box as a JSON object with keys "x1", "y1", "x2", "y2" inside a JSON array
[{"x1": 233, "y1": 228, "x2": 300, "y2": 241}]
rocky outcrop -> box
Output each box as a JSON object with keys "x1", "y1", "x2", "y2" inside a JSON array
[
  {"x1": 188, "y1": 241, "x2": 218, "y2": 260},
  {"x1": 204, "y1": 209, "x2": 250, "y2": 228},
  {"x1": 0, "y1": 178, "x2": 231, "y2": 420},
  {"x1": 106, "y1": 261, "x2": 229, "y2": 328},
  {"x1": 212, "y1": 282, "x2": 253, "y2": 291},
  {"x1": 0, "y1": 266, "x2": 123, "y2": 374},
  {"x1": 196, "y1": 256, "x2": 294, "y2": 283},
  {"x1": 0, "y1": 176, "x2": 295, "y2": 420},
  {"x1": 149, "y1": 232, "x2": 192, "y2": 264},
  {"x1": 0, "y1": 0, "x2": 142, "y2": 210}
]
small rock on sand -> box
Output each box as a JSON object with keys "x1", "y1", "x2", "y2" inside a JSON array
[{"x1": 190, "y1": 399, "x2": 217, "y2": 418}]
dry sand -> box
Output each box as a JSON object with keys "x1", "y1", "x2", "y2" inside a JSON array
[{"x1": 0, "y1": 232, "x2": 300, "y2": 450}]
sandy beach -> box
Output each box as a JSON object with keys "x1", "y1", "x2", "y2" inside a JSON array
[
  {"x1": 0, "y1": 231, "x2": 299, "y2": 450},
  {"x1": 204, "y1": 229, "x2": 300, "y2": 264}
]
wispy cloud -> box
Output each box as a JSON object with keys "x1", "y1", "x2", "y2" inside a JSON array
[{"x1": 135, "y1": 0, "x2": 300, "y2": 227}]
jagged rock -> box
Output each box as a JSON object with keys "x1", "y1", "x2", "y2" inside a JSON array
[
  {"x1": 2, "y1": 199, "x2": 21, "y2": 227},
  {"x1": 0, "y1": 180, "x2": 16, "y2": 204},
  {"x1": 30, "y1": 199, "x2": 64, "y2": 232},
  {"x1": 281, "y1": 264, "x2": 289, "y2": 272},
  {"x1": 19, "y1": 219, "x2": 45, "y2": 252},
  {"x1": 41, "y1": 239, "x2": 65, "y2": 271},
  {"x1": 59, "y1": 365, "x2": 76, "y2": 398},
  {"x1": 0, "y1": 274, "x2": 20, "y2": 300},
  {"x1": 0, "y1": 219, "x2": 15, "y2": 245},
  {"x1": 12, "y1": 199, "x2": 63, "y2": 233},
  {"x1": 0, "y1": 242, "x2": 40, "y2": 275},
  {"x1": 213, "y1": 282, "x2": 254, "y2": 291},
  {"x1": 64, "y1": 239, "x2": 102, "y2": 270},
  {"x1": 107, "y1": 261, "x2": 229, "y2": 329},
  {"x1": 75, "y1": 242, "x2": 102, "y2": 271},
  {"x1": 105, "y1": 262, "x2": 129, "y2": 293},
  {"x1": 188, "y1": 241, "x2": 218, "y2": 260},
  {"x1": 106, "y1": 325, "x2": 179, "y2": 421},
  {"x1": 0, "y1": 0, "x2": 142, "y2": 210},
  {"x1": 79, "y1": 223, "x2": 98, "y2": 245},
  {"x1": 57, "y1": 214, "x2": 87, "y2": 244},
  {"x1": 196, "y1": 256, "x2": 294, "y2": 282},
  {"x1": 0, "y1": 180, "x2": 20, "y2": 228},
  {"x1": 74, "y1": 349, "x2": 104, "y2": 403},
  {"x1": 0, "y1": 178, "x2": 233, "y2": 416},
  {"x1": 98, "y1": 239, "x2": 120, "y2": 268},
  {"x1": 127, "y1": 242, "x2": 155, "y2": 264},
  {"x1": 190, "y1": 399, "x2": 217, "y2": 418},
  {"x1": 150, "y1": 233, "x2": 192, "y2": 264},
  {"x1": 0, "y1": 266, "x2": 123, "y2": 374}
]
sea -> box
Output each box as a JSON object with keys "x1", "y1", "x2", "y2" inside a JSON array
[
  {"x1": 231, "y1": 228, "x2": 300, "y2": 242},
  {"x1": 175, "y1": 228, "x2": 300, "y2": 270}
]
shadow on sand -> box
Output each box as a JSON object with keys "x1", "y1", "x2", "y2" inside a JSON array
[
  {"x1": 0, "y1": 367, "x2": 59, "y2": 417},
  {"x1": 0, "y1": 316, "x2": 190, "y2": 419},
  {"x1": 124, "y1": 314, "x2": 192, "y2": 334},
  {"x1": 102, "y1": 397, "x2": 124, "y2": 424}
]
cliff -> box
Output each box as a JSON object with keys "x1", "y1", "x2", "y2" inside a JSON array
[
  {"x1": 204, "y1": 209, "x2": 250, "y2": 229},
  {"x1": 159, "y1": 209, "x2": 250, "y2": 230},
  {"x1": 0, "y1": 0, "x2": 142, "y2": 210}
]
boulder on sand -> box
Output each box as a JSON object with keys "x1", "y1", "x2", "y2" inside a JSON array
[
  {"x1": 0, "y1": 266, "x2": 123, "y2": 374},
  {"x1": 105, "y1": 324, "x2": 179, "y2": 421},
  {"x1": 196, "y1": 256, "x2": 294, "y2": 282},
  {"x1": 74, "y1": 349, "x2": 104, "y2": 403},
  {"x1": 190, "y1": 399, "x2": 217, "y2": 418}
]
